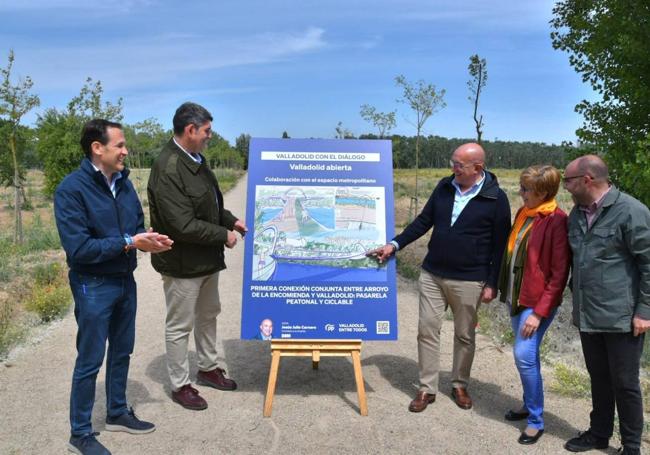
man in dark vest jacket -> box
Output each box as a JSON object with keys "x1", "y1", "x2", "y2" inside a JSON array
[
  {"x1": 148, "y1": 102, "x2": 247, "y2": 410},
  {"x1": 55, "y1": 119, "x2": 173, "y2": 455},
  {"x1": 368, "y1": 143, "x2": 511, "y2": 412}
]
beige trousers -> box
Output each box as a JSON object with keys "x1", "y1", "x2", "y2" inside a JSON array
[
  {"x1": 417, "y1": 270, "x2": 484, "y2": 393},
  {"x1": 162, "y1": 272, "x2": 221, "y2": 391}
]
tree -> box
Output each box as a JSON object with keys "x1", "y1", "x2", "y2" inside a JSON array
[
  {"x1": 123, "y1": 118, "x2": 167, "y2": 202},
  {"x1": 0, "y1": 50, "x2": 40, "y2": 243},
  {"x1": 395, "y1": 74, "x2": 446, "y2": 215},
  {"x1": 123, "y1": 118, "x2": 167, "y2": 169},
  {"x1": 204, "y1": 134, "x2": 243, "y2": 169},
  {"x1": 467, "y1": 54, "x2": 487, "y2": 144},
  {"x1": 335, "y1": 121, "x2": 355, "y2": 139},
  {"x1": 235, "y1": 133, "x2": 251, "y2": 169},
  {"x1": 36, "y1": 78, "x2": 123, "y2": 196},
  {"x1": 551, "y1": 0, "x2": 650, "y2": 205},
  {"x1": 359, "y1": 104, "x2": 396, "y2": 138}
]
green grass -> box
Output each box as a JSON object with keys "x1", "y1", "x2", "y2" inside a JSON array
[
  {"x1": 214, "y1": 168, "x2": 245, "y2": 193},
  {"x1": 0, "y1": 300, "x2": 28, "y2": 357},
  {"x1": 26, "y1": 284, "x2": 71, "y2": 322},
  {"x1": 477, "y1": 304, "x2": 514, "y2": 347},
  {"x1": 396, "y1": 257, "x2": 420, "y2": 281},
  {"x1": 549, "y1": 363, "x2": 591, "y2": 398},
  {"x1": 0, "y1": 215, "x2": 61, "y2": 281}
]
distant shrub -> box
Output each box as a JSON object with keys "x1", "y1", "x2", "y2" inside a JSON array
[
  {"x1": 550, "y1": 363, "x2": 591, "y2": 398},
  {"x1": 396, "y1": 258, "x2": 420, "y2": 281},
  {"x1": 476, "y1": 303, "x2": 513, "y2": 347},
  {"x1": 25, "y1": 284, "x2": 71, "y2": 322},
  {"x1": 213, "y1": 168, "x2": 245, "y2": 193},
  {"x1": 20, "y1": 214, "x2": 60, "y2": 253},
  {"x1": 33, "y1": 262, "x2": 64, "y2": 286},
  {"x1": 0, "y1": 299, "x2": 26, "y2": 358},
  {"x1": 0, "y1": 239, "x2": 16, "y2": 281}
]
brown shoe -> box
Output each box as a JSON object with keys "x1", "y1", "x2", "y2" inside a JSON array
[
  {"x1": 197, "y1": 367, "x2": 237, "y2": 391},
  {"x1": 172, "y1": 384, "x2": 207, "y2": 410},
  {"x1": 408, "y1": 391, "x2": 436, "y2": 412},
  {"x1": 451, "y1": 387, "x2": 472, "y2": 409}
]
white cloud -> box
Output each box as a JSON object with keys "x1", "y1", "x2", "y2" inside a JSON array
[
  {"x1": 0, "y1": 0, "x2": 156, "y2": 12},
  {"x1": 396, "y1": 0, "x2": 557, "y2": 30},
  {"x1": 16, "y1": 27, "x2": 327, "y2": 91}
]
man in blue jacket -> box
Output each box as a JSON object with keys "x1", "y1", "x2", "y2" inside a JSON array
[
  {"x1": 54, "y1": 119, "x2": 173, "y2": 455},
  {"x1": 368, "y1": 142, "x2": 511, "y2": 412}
]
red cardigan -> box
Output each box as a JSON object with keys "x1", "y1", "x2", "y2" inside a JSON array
[{"x1": 518, "y1": 207, "x2": 571, "y2": 317}]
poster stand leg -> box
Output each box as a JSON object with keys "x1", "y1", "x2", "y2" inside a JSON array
[{"x1": 263, "y1": 339, "x2": 368, "y2": 417}]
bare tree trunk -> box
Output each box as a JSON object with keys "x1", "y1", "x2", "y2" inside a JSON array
[
  {"x1": 10, "y1": 132, "x2": 22, "y2": 244},
  {"x1": 415, "y1": 130, "x2": 420, "y2": 216},
  {"x1": 473, "y1": 65, "x2": 484, "y2": 144}
]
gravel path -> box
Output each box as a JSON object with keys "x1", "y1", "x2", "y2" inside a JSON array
[{"x1": 0, "y1": 175, "x2": 630, "y2": 454}]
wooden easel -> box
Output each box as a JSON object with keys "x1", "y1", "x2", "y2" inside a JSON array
[{"x1": 263, "y1": 339, "x2": 368, "y2": 417}]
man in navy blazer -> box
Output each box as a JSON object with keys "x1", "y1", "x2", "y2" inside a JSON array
[
  {"x1": 54, "y1": 119, "x2": 173, "y2": 455},
  {"x1": 368, "y1": 143, "x2": 510, "y2": 412}
]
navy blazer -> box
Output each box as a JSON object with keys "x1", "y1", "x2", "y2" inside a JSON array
[
  {"x1": 393, "y1": 172, "x2": 511, "y2": 288},
  {"x1": 54, "y1": 158, "x2": 145, "y2": 276}
]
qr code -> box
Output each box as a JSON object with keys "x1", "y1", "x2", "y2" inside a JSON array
[{"x1": 376, "y1": 321, "x2": 390, "y2": 334}]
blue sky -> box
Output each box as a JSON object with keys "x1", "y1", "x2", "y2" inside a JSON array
[{"x1": 1, "y1": 0, "x2": 594, "y2": 145}]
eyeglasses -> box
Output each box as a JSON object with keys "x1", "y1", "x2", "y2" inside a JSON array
[
  {"x1": 562, "y1": 174, "x2": 586, "y2": 183},
  {"x1": 449, "y1": 160, "x2": 474, "y2": 169}
]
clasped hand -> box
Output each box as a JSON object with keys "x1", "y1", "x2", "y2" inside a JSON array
[{"x1": 133, "y1": 228, "x2": 174, "y2": 253}]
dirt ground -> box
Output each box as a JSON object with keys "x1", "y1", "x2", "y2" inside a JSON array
[{"x1": 0, "y1": 176, "x2": 640, "y2": 455}]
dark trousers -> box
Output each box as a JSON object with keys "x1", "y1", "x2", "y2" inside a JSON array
[
  {"x1": 68, "y1": 270, "x2": 137, "y2": 436},
  {"x1": 580, "y1": 331, "x2": 645, "y2": 449}
]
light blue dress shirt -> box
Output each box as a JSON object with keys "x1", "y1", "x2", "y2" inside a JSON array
[
  {"x1": 90, "y1": 162, "x2": 122, "y2": 198},
  {"x1": 450, "y1": 172, "x2": 485, "y2": 225},
  {"x1": 173, "y1": 137, "x2": 203, "y2": 163}
]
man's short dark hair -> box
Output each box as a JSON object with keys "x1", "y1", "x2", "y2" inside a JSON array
[
  {"x1": 80, "y1": 119, "x2": 122, "y2": 158},
  {"x1": 173, "y1": 102, "x2": 213, "y2": 135}
]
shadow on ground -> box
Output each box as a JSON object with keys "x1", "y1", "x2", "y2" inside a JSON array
[{"x1": 362, "y1": 352, "x2": 581, "y2": 441}]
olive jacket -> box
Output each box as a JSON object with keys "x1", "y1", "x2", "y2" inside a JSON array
[{"x1": 147, "y1": 139, "x2": 238, "y2": 278}]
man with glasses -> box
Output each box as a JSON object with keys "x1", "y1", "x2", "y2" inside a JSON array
[
  {"x1": 562, "y1": 155, "x2": 650, "y2": 455},
  {"x1": 367, "y1": 142, "x2": 510, "y2": 412}
]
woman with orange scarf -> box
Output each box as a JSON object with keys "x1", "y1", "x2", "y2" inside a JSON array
[{"x1": 497, "y1": 165, "x2": 571, "y2": 445}]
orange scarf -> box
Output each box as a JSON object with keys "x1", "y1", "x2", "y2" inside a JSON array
[{"x1": 507, "y1": 199, "x2": 557, "y2": 254}]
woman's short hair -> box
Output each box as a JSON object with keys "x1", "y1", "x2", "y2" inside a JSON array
[{"x1": 520, "y1": 165, "x2": 561, "y2": 201}]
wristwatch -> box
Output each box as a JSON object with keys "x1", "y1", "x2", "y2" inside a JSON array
[{"x1": 123, "y1": 234, "x2": 135, "y2": 252}]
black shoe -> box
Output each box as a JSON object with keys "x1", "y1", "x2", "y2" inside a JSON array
[
  {"x1": 518, "y1": 429, "x2": 544, "y2": 445},
  {"x1": 617, "y1": 446, "x2": 641, "y2": 455},
  {"x1": 105, "y1": 407, "x2": 155, "y2": 434},
  {"x1": 564, "y1": 429, "x2": 609, "y2": 452},
  {"x1": 505, "y1": 409, "x2": 530, "y2": 421},
  {"x1": 68, "y1": 432, "x2": 111, "y2": 455}
]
